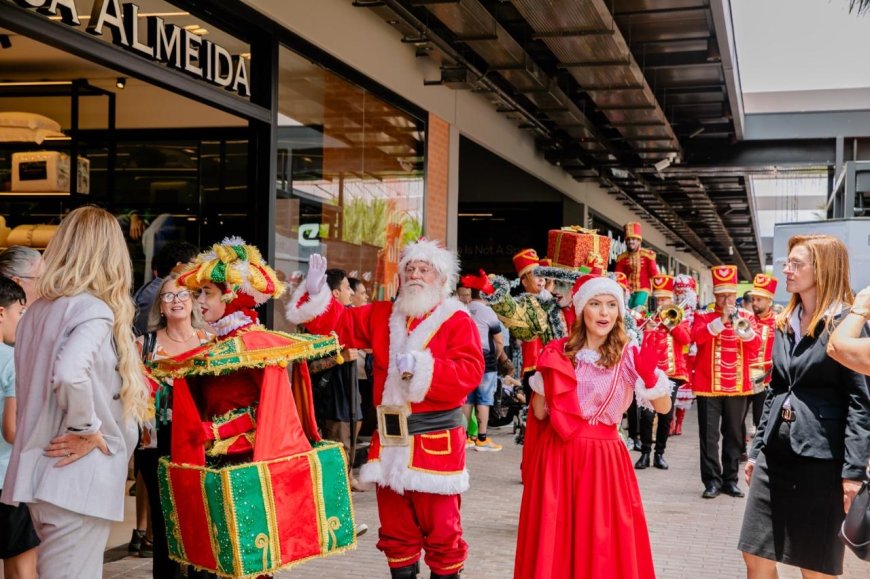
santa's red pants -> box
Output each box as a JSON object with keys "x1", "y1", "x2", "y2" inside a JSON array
[{"x1": 375, "y1": 486, "x2": 467, "y2": 574}]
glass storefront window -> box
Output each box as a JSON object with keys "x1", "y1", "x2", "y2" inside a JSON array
[{"x1": 274, "y1": 46, "x2": 425, "y2": 330}]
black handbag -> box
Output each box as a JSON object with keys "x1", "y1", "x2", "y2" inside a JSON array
[{"x1": 840, "y1": 480, "x2": 870, "y2": 561}]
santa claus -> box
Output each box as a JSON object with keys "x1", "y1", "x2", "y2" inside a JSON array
[{"x1": 286, "y1": 239, "x2": 484, "y2": 579}]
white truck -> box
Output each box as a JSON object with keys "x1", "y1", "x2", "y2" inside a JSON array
[{"x1": 772, "y1": 218, "x2": 870, "y2": 303}]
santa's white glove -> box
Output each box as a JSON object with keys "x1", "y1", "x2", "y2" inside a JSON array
[
  {"x1": 306, "y1": 254, "x2": 328, "y2": 295},
  {"x1": 397, "y1": 353, "x2": 416, "y2": 376}
]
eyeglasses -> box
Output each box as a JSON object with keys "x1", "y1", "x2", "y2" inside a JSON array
[
  {"x1": 782, "y1": 260, "x2": 812, "y2": 272},
  {"x1": 159, "y1": 290, "x2": 195, "y2": 303}
]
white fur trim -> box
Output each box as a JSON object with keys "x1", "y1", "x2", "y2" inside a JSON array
[
  {"x1": 635, "y1": 368, "x2": 674, "y2": 412},
  {"x1": 359, "y1": 444, "x2": 470, "y2": 495},
  {"x1": 572, "y1": 277, "x2": 625, "y2": 317},
  {"x1": 398, "y1": 239, "x2": 460, "y2": 294},
  {"x1": 284, "y1": 283, "x2": 332, "y2": 325},
  {"x1": 528, "y1": 372, "x2": 545, "y2": 396},
  {"x1": 362, "y1": 298, "x2": 469, "y2": 495},
  {"x1": 707, "y1": 318, "x2": 725, "y2": 335},
  {"x1": 210, "y1": 311, "x2": 255, "y2": 337},
  {"x1": 405, "y1": 350, "x2": 435, "y2": 403},
  {"x1": 382, "y1": 298, "x2": 465, "y2": 406}
]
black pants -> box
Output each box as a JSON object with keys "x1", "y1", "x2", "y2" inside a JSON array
[
  {"x1": 626, "y1": 398, "x2": 640, "y2": 442},
  {"x1": 639, "y1": 379, "x2": 683, "y2": 454},
  {"x1": 696, "y1": 396, "x2": 749, "y2": 487},
  {"x1": 140, "y1": 429, "x2": 214, "y2": 579}
]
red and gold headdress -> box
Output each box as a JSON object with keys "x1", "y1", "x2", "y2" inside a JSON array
[
  {"x1": 711, "y1": 265, "x2": 738, "y2": 294},
  {"x1": 748, "y1": 273, "x2": 777, "y2": 299},
  {"x1": 177, "y1": 237, "x2": 285, "y2": 305}
]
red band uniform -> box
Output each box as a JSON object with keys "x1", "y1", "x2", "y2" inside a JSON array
[
  {"x1": 614, "y1": 222, "x2": 659, "y2": 309},
  {"x1": 691, "y1": 265, "x2": 761, "y2": 497},
  {"x1": 286, "y1": 240, "x2": 484, "y2": 578},
  {"x1": 746, "y1": 273, "x2": 778, "y2": 431},
  {"x1": 636, "y1": 275, "x2": 690, "y2": 467}
]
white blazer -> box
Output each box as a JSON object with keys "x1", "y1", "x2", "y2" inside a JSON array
[{"x1": 1, "y1": 293, "x2": 138, "y2": 522}]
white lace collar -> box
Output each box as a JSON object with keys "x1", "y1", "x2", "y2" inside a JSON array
[{"x1": 210, "y1": 311, "x2": 255, "y2": 337}]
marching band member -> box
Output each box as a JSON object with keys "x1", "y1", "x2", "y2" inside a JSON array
[
  {"x1": 691, "y1": 265, "x2": 760, "y2": 499},
  {"x1": 635, "y1": 275, "x2": 691, "y2": 470},
  {"x1": 615, "y1": 223, "x2": 659, "y2": 309}
]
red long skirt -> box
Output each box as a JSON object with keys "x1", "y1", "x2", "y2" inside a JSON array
[{"x1": 514, "y1": 420, "x2": 656, "y2": 579}]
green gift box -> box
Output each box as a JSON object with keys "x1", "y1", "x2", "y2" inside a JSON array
[{"x1": 158, "y1": 441, "x2": 356, "y2": 578}]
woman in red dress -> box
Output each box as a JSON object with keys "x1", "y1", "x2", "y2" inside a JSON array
[{"x1": 514, "y1": 273, "x2": 673, "y2": 579}]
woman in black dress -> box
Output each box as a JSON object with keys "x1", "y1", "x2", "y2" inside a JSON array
[{"x1": 739, "y1": 234, "x2": 870, "y2": 578}]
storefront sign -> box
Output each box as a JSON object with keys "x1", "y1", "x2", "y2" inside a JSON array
[{"x1": 12, "y1": 0, "x2": 250, "y2": 97}]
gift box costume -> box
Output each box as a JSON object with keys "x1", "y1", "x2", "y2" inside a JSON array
[
  {"x1": 514, "y1": 273, "x2": 672, "y2": 579},
  {"x1": 614, "y1": 222, "x2": 659, "y2": 309},
  {"x1": 148, "y1": 238, "x2": 354, "y2": 578},
  {"x1": 286, "y1": 239, "x2": 484, "y2": 578}
]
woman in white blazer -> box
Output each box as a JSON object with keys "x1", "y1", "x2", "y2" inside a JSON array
[{"x1": 1, "y1": 206, "x2": 150, "y2": 578}]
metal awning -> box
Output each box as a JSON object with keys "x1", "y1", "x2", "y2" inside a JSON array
[{"x1": 354, "y1": 0, "x2": 763, "y2": 277}]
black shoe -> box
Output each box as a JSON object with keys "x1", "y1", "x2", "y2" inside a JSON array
[
  {"x1": 128, "y1": 529, "x2": 143, "y2": 553},
  {"x1": 702, "y1": 484, "x2": 721, "y2": 499},
  {"x1": 721, "y1": 482, "x2": 745, "y2": 498},
  {"x1": 390, "y1": 564, "x2": 419, "y2": 579},
  {"x1": 431, "y1": 574, "x2": 460, "y2": 579},
  {"x1": 653, "y1": 453, "x2": 669, "y2": 470},
  {"x1": 634, "y1": 452, "x2": 650, "y2": 470}
]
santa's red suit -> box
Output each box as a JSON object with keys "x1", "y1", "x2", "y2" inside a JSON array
[{"x1": 287, "y1": 257, "x2": 484, "y2": 576}]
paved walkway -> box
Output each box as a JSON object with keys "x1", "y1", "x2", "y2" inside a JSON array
[{"x1": 104, "y1": 408, "x2": 869, "y2": 578}]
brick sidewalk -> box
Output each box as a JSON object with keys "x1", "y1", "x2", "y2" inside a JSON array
[{"x1": 105, "y1": 408, "x2": 868, "y2": 578}]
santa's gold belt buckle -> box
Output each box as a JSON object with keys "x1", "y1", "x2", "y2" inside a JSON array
[{"x1": 377, "y1": 405, "x2": 410, "y2": 447}]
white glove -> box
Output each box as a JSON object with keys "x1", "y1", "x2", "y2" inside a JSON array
[
  {"x1": 397, "y1": 353, "x2": 416, "y2": 375},
  {"x1": 306, "y1": 254, "x2": 328, "y2": 295}
]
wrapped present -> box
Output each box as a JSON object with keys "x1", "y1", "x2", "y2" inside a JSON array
[
  {"x1": 158, "y1": 441, "x2": 355, "y2": 578},
  {"x1": 547, "y1": 226, "x2": 611, "y2": 270}
]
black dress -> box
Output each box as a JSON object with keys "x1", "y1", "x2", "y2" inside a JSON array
[{"x1": 738, "y1": 314, "x2": 870, "y2": 575}]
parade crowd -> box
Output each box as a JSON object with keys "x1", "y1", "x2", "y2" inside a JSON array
[{"x1": 0, "y1": 208, "x2": 867, "y2": 579}]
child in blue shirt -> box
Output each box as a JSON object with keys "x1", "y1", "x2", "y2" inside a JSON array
[{"x1": 0, "y1": 275, "x2": 38, "y2": 577}]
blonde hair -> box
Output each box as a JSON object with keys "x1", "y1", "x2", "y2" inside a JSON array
[
  {"x1": 776, "y1": 234, "x2": 853, "y2": 338},
  {"x1": 38, "y1": 206, "x2": 149, "y2": 422},
  {"x1": 147, "y1": 273, "x2": 206, "y2": 332},
  {"x1": 564, "y1": 311, "x2": 629, "y2": 368}
]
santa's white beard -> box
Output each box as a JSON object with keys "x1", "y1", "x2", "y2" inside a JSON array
[{"x1": 394, "y1": 282, "x2": 446, "y2": 318}]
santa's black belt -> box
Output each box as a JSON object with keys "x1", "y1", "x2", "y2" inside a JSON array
[{"x1": 376, "y1": 406, "x2": 464, "y2": 446}]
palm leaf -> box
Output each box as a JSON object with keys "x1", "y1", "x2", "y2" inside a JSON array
[{"x1": 849, "y1": 0, "x2": 870, "y2": 14}]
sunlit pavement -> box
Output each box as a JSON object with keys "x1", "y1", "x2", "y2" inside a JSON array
[{"x1": 104, "y1": 408, "x2": 868, "y2": 578}]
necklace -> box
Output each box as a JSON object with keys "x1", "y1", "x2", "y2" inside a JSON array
[{"x1": 163, "y1": 329, "x2": 197, "y2": 343}]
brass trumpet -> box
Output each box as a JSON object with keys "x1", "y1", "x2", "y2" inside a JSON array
[
  {"x1": 730, "y1": 311, "x2": 751, "y2": 333},
  {"x1": 658, "y1": 305, "x2": 684, "y2": 330}
]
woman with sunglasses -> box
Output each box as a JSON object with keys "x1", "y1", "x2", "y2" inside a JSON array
[{"x1": 135, "y1": 274, "x2": 211, "y2": 579}]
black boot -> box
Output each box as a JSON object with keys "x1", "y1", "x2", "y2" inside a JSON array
[
  {"x1": 390, "y1": 564, "x2": 419, "y2": 579},
  {"x1": 653, "y1": 453, "x2": 669, "y2": 470},
  {"x1": 634, "y1": 452, "x2": 650, "y2": 469}
]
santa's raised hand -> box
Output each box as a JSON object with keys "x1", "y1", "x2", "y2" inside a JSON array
[{"x1": 306, "y1": 254, "x2": 328, "y2": 294}]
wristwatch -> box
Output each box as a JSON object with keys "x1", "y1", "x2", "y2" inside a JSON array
[{"x1": 850, "y1": 306, "x2": 870, "y2": 319}]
